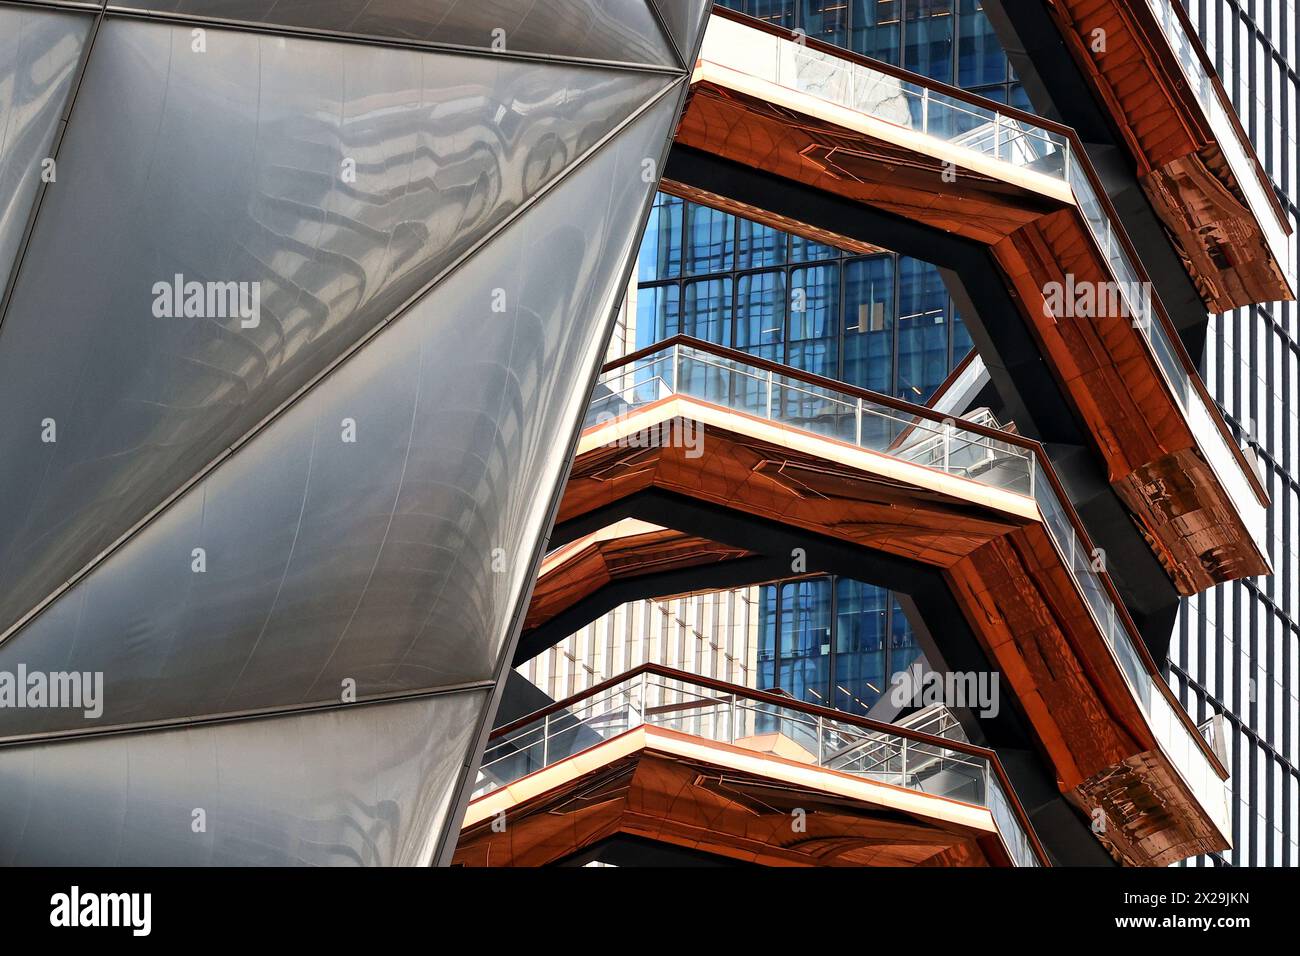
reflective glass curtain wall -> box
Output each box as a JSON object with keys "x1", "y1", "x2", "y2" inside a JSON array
[
  {"x1": 756, "y1": 576, "x2": 921, "y2": 716},
  {"x1": 718, "y1": 0, "x2": 1030, "y2": 107},
  {"x1": 636, "y1": 192, "x2": 975, "y2": 402}
]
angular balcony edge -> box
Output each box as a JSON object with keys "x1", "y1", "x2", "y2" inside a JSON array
[
  {"x1": 1038, "y1": 0, "x2": 1294, "y2": 309},
  {"x1": 673, "y1": 11, "x2": 1270, "y2": 596},
  {"x1": 544, "y1": 339, "x2": 1230, "y2": 863},
  {"x1": 460, "y1": 668, "x2": 1047, "y2": 866}
]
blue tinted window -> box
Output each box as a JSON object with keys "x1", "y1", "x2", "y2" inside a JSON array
[
  {"x1": 684, "y1": 202, "x2": 734, "y2": 275},
  {"x1": 851, "y1": 0, "x2": 900, "y2": 64},
  {"x1": 958, "y1": 0, "x2": 1006, "y2": 88},
  {"x1": 1009, "y1": 83, "x2": 1033, "y2": 113},
  {"x1": 842, "y1": 256, "x2": 894, "y2": 396},
  {"x1": 757, "y1": 584, "x2": 779, "y2": 692},
  {"x1": 779, "y1": 579, "x2": 832, "y2": 708},
  {"x1": 636, "y1": 192, "x2": 681, "y2": 283},
  {"x1": 790, "y1": 233, "x2": 840, "y2": 262},
  {"x1": 890, "y1": 594, "x2": 922, "y2": 680},
  {"x1": 754, "y1": 575, "x2": 923, "y2": 726},
  {"x1": 718, "y1": 0, "x2": 796, "y2": 28},
  {"x1": 737, "y1": 218, "x2": 787, "y2": 270},
  {"x1": 801, "y1": 0, "x2": 848, "y2": 46},
  {"x1": 724, "y1": 0, "x2": 1027, "y2": 105},
  {"x1": 735, "y1": 270, "x2": 786, "y2": 362},
  {"x1": 682, "y1": 277, "x2": 733, "y2": 345},
  {"x1": 789, "y1": 263, "x2": 839, "y2": 378},
  {"x1": 952, "y1": 305, "x2": 974, "y2": 360},
  {"x1": 835, "y1": 579, "x2": 888, "y2": 715},
  {"x1": 903, "y1": 0, "x2": 954, "y2": 84},
  {"x1": 635, "y1": 283, "x2": 679, "y2": 350},
  {"x1": 896, "y1": 257, "x2": 948, "y2": 400}
]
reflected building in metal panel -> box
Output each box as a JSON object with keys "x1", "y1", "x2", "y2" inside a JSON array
[{"x1": 0, "y1": 0, "x2": 711, "y2": 866}]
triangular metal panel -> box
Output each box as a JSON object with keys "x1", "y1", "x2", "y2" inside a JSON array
[
  {"x1": 0, "y1": 82, "x2": 688, "y2": 742},
  {"x1": 648, "y1": 0, "x2": 714, "y2": 68},
  {"x1": 117, "y1": 0, "x2": 681, "y2": 68},
  {"x1": 0, "y1": 18, "x2": 674, "y2": 639},
  {"x1": 0, "y1": 7, "x2": 90, "y2": 300},
  {"x1": 0, "y1": 689, "x2": 485, "y2": 866}
]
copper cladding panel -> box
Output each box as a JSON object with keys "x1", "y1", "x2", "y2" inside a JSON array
[
  {"x1": 455, "y1": 738, "x2": 1002, "y2": 867},
  {"x1": 1071, "y1": 750, "x2": 1228, "y2": 867},
  {"x1": 675, "y1": 84, "x2": 1268, "y2": 595},
  {"x1": 995, "y1": 218, "x2": 1269, "y2": 592},
  {"x1": 1044, "y1": 0, "x2": 1291, "y2": 310},
  {"x1": 678, "y1": 83, "x2": 1058, "y2": 245},
  {"x1": 551, "y1": 408, "x2": 1227, "y2": 862},
  {"x1": 526, "y1": 527, "x2": 752, "y2": 631},
  {"x1": 562, "y1": 429, "x2": 1149, "y2": 782}
]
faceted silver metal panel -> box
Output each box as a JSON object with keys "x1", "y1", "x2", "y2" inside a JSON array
[
  {"x1": 649, "y1": 0, "x2": 712, "y2": 65},
  {"x1": 0, "y1": 6, "x2": 90, "y2": 297},
  {"x1": 0, "y1": 689, "x2": 485, "y2": 866},
  {"x1": 117, "y1": 0, "x2": 678, "y2": 66},
  {"x1": 0, "y1": 87, "x2": 684, "y2": 741},
  {"x1": 0, "y1": 18, "x2": 673, "y2": 638}
]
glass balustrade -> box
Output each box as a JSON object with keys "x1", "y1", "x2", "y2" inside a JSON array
[
  {"x1": 586, "y1": 340, "x2": 1231, "y2": 834},
  {"x1": 586, "y1": 343, "x2": 1036, "y2": 495},
  {"x1": 474, "y1": 669, "x2": 1043, "y2": 866}
]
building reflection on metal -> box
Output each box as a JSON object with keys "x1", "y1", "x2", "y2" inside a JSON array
[{"x1": 0, "y1": 0, "x2": 712, "y2": 866}]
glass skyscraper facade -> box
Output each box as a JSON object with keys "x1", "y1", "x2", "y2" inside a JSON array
[
  {"x1": 757, "y1": 577, "x2": 922, "y2": 716},
  {"x1": 635, "y1": 192, "x2": 974, "y2": 401},
  {"x1": 719, "y1": 0, "x2": 1030, "y2": 107}
]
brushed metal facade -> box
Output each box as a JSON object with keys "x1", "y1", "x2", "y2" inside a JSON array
[
  {"x1": 0, "y1": 690, "x2": 485, "y2": 866},
  {"x1": 0, "y1": 0, "x2": 709, "y2": 865},
  {"x1": 119, "y1": 0, "x2": 679, "y2": 66},
  {"x1": 0, "y1": 18, "x2": 671, "y2": 640},
  {"x1": 0, "y1": 6, "x2": 89, "y2": 295}
]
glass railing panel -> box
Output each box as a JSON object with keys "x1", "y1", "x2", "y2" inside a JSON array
[
  {"x1": 772, "y1": 377, "x2": 859, "y2": 443},
  {"x1": 722, "y1": 21, "x2": 1067, "y2": 186},
  {"x1": 988, "y1": 778, "x2": 1041, "y2": 866},
  {"x1": 924, "y1": 89, "x2": 997, "y2": 142},
  {"x1": 788, "y1": 44, "x2": 856, "y2": 105},
  {"x1": 475, "y1": 681, "x2": 642, "y2": 796},
  {"x1": 1065, "y1": 156, "x2": 1197, "y2": 412},
  {"x1": 902, "y1": 741, "x2": 987, "y2": 804}
]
